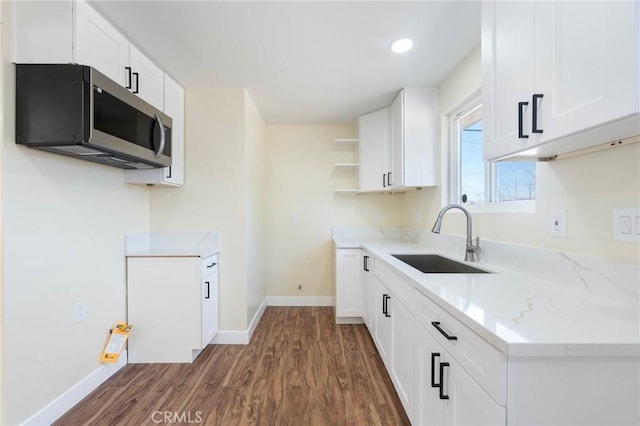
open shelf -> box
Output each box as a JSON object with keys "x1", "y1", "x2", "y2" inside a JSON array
[
  {"x1": 335, "y1": 162, "x2": 359, "y2": 170},
  {"x1": 335, "y1": 189, "x2": 360, "y2": 194}
]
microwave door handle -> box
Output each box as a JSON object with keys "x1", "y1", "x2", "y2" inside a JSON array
[{"x1": 154, "y1": 114, "x2": 166, "y2": 159}]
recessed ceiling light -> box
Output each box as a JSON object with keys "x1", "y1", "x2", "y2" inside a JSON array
[{"x1": 391, "y1": 38, "x2": 413, "y2": 53}]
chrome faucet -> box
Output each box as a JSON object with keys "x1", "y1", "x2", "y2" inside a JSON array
[{"x1": 431, "y1": 204, "x2": 480, "y2": 262}]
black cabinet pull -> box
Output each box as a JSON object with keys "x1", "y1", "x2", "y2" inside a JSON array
[
  {"x1": 431, "y1": 352, "x2": 441, "y2": 388},
  {"x1": 439, "y1": 362, "x2": 450, "y2": 400},
  {"x1": 166, "y1": 166, "x2": 172, "y2": 179},
  {"x1": 132, "y1": 72, "x2": 139, "y2": 94},
  {"x1": 386, "y1": 172, "x2": 391, "y2": 187},
  {"x1": 206, "y1": 262, "x2": 217, "y2": 268},
  {"x1": 518, "y1": 101, "x2": 529, "y2": 139},
  {"x1": 431, "y1": 321, "x2": 457, "y2": 340},
  {"x1": 532, "y1": 94, "x2": 544, "y2": 134},
  {"x1": 383, "y1": 173, "x2": 387, "y2": 188},
  {"x1": 125, "y1": 66, "x2": 132, "y2": 89},
  {"x1": 363, "y1": 255, "x2": 370, "y2": 272},
  {"x1": 205, "y1": 281, "x2": 210, "y2": 299},
  {"x1": 383, "y1": 294, "x2": 391, "y2": 317}
]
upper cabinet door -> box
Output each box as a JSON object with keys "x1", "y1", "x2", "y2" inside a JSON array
[
  {"x1": 359, "y1": 108, "x2": 389, "y2": 192},
  {"x1": 163, "y1": 74, "x2": 185, "y2": 185},
  {"x1": 74, "y1": 0, "x2": 130, "y2": 86},
  {"x1": 129, "y1": 45, "x2": 165, "y2": 110},
  {"x1": 534, "y1": 1, "x2": 639, "y2": 144},
  {"x1": 481, "y1": 0, "x2": 536, "y2": 161},
  {"x1": 389, "y1": 91, "x2": 404, "y2": 188},
  {"x1": 483, "y1": 0, "x2": 640, "y2": 161}
]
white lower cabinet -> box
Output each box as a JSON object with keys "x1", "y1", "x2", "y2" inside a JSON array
[
  {"x1": 361, "y1": 251, "x2": 373, "y2": 330},
  {"x1": 335, "y1": 248, "x2": 363, "y2": 321},
  {"x1": 415, "y1": 322, "x2": 505, "y2": 426},
  {"x1": 373, "y1": 276, "x2": 393, "y2": 362},
  {"x1": 390, "y1": 293, "x2": 415, "y2": 419},
  {"x1": 127, "y1": 254, "x2": 219, "y2": 363}
]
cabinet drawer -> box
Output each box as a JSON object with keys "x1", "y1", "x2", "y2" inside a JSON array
[
  {"x1": 417, "y1": 290, "x2": 507, "y2": 406},
  {"x1": 375, "y1": 258, "x2": 419, "y2": 315},
  {"x1": 201, "y1": 254, "x2": 218, "y2": 276}
]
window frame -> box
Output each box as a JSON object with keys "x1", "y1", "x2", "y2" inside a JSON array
[{"x1": 446, "y1": 91, "x2": 536, "y2": 214}]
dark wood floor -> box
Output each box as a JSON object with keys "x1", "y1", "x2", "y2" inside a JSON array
[{"x1": 55, "y1": 306, "x2": 410, "y2": 426}]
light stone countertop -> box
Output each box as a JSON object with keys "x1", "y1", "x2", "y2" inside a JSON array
[
  {"x1": 334, "y1": 234, "x2": 640, "y2": 358},
  {"x1": 126, "y1": 232, "x2": 220, "y2": 258}
]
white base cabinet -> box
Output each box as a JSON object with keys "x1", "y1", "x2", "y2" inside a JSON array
[
  {"x1": 355, "y1": 250, "x2": 638, "y2": 426},
  {"x1": 335, "y1": 248, "x2": 364, "y2": 322},
  {"x1": 127, "y1": 254, "x2": 219, "y2": 363}
]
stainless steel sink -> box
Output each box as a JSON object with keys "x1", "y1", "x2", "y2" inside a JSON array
[{"x1": 391, "y1": 254, "x2": 491, "y2": 274}]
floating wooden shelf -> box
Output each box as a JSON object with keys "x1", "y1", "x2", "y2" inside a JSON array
[{"x1": 335, "y1": 163, "x2": 359, "y2": 170}]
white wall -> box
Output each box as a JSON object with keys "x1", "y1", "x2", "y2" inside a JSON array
[
  {"x1": 150, "y1": 88, "x2": 267, "y2": 331},
  {"x1": 264, "y1": 125, "x2": 404, "y2": 298},
  {"x1": 1, "y1": 7, "x2": 150, "y2": 424},
  {"x1": 244, "y1": 91, "x2": 266, "y2": 325},
  {"x1": 402, "y1": 46, "x2": 640, "y2": 264}
]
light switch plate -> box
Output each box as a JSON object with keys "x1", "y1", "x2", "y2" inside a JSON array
[
  {"x1": 549, "y1": 209, "x2": 567, "y2": 237},
  {"x1": 613, "y1": 208, "x2": 640, "y2": 242}
]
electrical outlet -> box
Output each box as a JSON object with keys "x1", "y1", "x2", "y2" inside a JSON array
[
  {"x1": 74, "y1": 300, "x2": 87, "y2": 323},
  {"x1": 549, "y1": 209, "x2": 567, "y2": 237},
  {"x1": 290, "y1": 214, "x2": 298, "y2": 225}
]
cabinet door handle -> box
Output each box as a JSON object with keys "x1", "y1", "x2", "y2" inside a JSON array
[
  {"x1": 166, "y1": 166, "x2": 172, "y2": 179},
  {"x1": 205, "y1": 281, "x2": 210, "y2": 299},
  {"x1": 382, "y1": 294, "x2": 387, "y2": 315},
  {"x1": 383, "y1": 294, "x2": 391, "y2": 317},
  {"x1": 206, "y1": 262, "x2": 217, "y2": 268},
  {"x1": 431, "y1": 352, "x2": 441, "y2": 388},
  {"x1": 532, "y1": 94, "x2": 544, "y2": 134},
  {"x1": 518, "y1": 101, "x2": 529, "y2": 139},
  {"x1": 386, "y1": 172, "x2": 391, "y2": 187},
  {"x1": 132, "y1": 72, "x2": 139, "y2": 94},
  {"x1": 363, "y1": 255, "x2": 370, "y2": 272},
  {"x1": 125, "y1": 66, "x2": 132, "y2": 89},
  {"x1": 439, "y1": 362, "x2": 450, "y2": 400},
  {"x1": 383, "y1": 173, "x2": 387, "y2": 188},
  {"x1": 431, "y1": 321, "x2": 457, "y2": 340}
]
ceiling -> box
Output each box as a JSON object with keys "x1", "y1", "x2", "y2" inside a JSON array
[{"x1": 90, "y1": 1, "x2": 481, "y2": 124}]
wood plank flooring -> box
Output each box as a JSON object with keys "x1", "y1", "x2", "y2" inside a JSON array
[{"x1": 55, "y1": 307, "x2": 410, "y2": 426}]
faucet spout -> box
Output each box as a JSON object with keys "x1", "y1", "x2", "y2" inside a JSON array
[{"x1": 430, "y1": 204, "x2": 480, "y2": 262}]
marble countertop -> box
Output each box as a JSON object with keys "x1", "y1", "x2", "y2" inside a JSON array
[
  {"x1": 126, "y1": 232, "x2": 220, "y2": 258},
  {"x1": 334, "y1": 235, "x2": 640, "y2": 357}
]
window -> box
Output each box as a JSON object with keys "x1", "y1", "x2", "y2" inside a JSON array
[{"x1": 449, "y1": 95, "x2": 536, "y2": 208}]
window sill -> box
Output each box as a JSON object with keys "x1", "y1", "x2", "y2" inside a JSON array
[{"x1": 449, "y1": 200, "x2": 535, "y2": 214}]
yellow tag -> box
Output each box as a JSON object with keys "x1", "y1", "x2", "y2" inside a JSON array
[{"x1": 100, "y1": 321, "x2": 133, "y2": 363}]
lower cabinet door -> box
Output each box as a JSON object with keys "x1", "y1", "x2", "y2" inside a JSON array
[
  {"x1": 374, "y1": 277, "x2": 392, "y2": 363},
  {"x1": 443, "y1": 355, "x2": 506, "y2": 426},
  {"x1": 201, "y1": 272, "x2": 219, "y2": 348},
  {"x1": 390, "y1": 296, "x2": 415, "y2": 420},
  {"x1": 415, "y1": 323, "x2": 445, "y2": 426}
]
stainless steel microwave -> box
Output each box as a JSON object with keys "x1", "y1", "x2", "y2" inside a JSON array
[{"x1": 16, "y1": 64, "x2": 172, "y2": 170}]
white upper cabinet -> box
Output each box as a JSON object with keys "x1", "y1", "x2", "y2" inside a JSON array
[
  {"x1": 358, "y1": 108, "x2": 390, "y2": 192},
  {"x1": 129, "y1": 44, "x2": 164, "y2": 110},
  {"x1": 389, "y1": 88, "x2": 439, "y2": 189},
  {"x1": 482, "y1": 0, "x2": 640, "y2": 161},
  {"x1": 358, "y1": 88, "x2": 438, "y2": 193},
  {"x1": 12, "y1": 0, "x2": 166, "y2": 110},
  {"x1": 74, "y1": 0, "x2": 130, "y2": 86}
]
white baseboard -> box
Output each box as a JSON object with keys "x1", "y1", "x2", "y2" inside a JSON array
[
  {"x1": 211, "y1": 298, "x2": 267, "y2": 345},
  {"x1": 266, "y1": 296, "x2": 335, "y2": 306},
  {"x1": 23, "y1": 350, "x2": 128, "y2": 426}
]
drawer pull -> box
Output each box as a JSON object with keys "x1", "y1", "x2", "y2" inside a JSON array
[
  {"x1": 205, "y1": 281, "x2": 210, "y2": 299},
  {"x1": 439, "y1": 362, "x2": 450, "y2": 400},
  {"x1": 206, "y1": 262, "x2": 217, "y2": 268},
  {"x1": 431, "y1": 352, "x2": 441, "y2": 388},
  {"x1": 432, "y1": 321, "x2": 457, "y2": 340}
]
